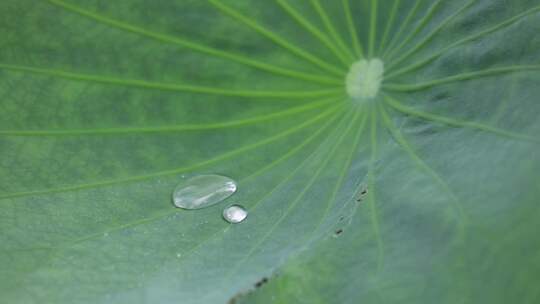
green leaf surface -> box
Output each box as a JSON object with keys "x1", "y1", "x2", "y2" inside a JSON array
[{"x1": 1, "y1": 0, "x2": 539, "y2": 303}]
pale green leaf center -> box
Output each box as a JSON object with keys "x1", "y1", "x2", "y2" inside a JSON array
[{"x1": 346, "y1": 58, "x2": 384, "y2": 99}]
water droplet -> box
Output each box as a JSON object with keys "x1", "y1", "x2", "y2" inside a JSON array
[
  {"x1": 176, "y1": 253, "x2": 182, "y2": 258},
  {"x1": 223, "y1": 205, "x2": 247, "y2": 224},
  {"x1": 172, "y1": 174, "x2": 237, "y2": 209}
]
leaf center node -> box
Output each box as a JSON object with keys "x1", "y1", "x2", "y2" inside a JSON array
[{"x1": 346, "y1": 58, "x2": 384, "y2": 100}]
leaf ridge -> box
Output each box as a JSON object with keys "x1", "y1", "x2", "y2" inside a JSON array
[
  {"x1": 379, "y1": 105, "x2": 468, "y2": 234},
  {"x1": 208, "y1": 0, "x2": 346, "y2": 76},
  {"x1": 215, "y1": 109, "x2": 356, "y2": 290},
  {"x1": 383, "y1": 94, "x2": 539, "y2": 143},
  {"x1": 0, "y1": 105, "x2": 342, "y2": 200},
  {"x1": 387, "y1": 0, "x2": 476, "y2": 69},
  {"x1": 0, "y1": 98, "x2": 338, "y2": 137},
  {"x1": 45, "y1": 0, "x2": 341, "y2": 85},
  {"x1": 368, "y1": 0, "x2": 378, "y2": 58},
  {"x1": 0, "y1": 64, "x2": 341, "y2": 99},
  {"x1": 367, "y1": 105, "x2": 384, "y2": 276},
  {"x1": 310, "y1": 0, "x2": 356, "y2": 62},
  {"x1": 342, "y1": 0, "x2": 365, "y2": 58},
  {"x1": 275, "y1": 0, "x2": 353, "y2": 66},
  {"x1": 386, "y1": 5, "x2": 540, "y2": 78},
  {"x1": 18, "y1": 110, "x2": 346, "y2": 255},
  {"x1": 383, "y1": 65, "x2": 540, "y2": 92},
  {"x1": 385, "y1": 0, "x2": 445, "y2": 61},
  {"x1": 382, "y1": 0, "x2": 422, "y2": 58},
  {"x1": 378, "y1": 0, "x2": 401, "y2": 54},
  {"x1": 171, "y1": 110, "x2": 350, "y2": 272}
]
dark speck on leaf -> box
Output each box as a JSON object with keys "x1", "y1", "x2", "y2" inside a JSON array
[
  {"x1": 357, "y1": 186, "x2": 368, "y2": 202},
  {"x1": 255, "y1": 277, "x2": 268, "y2": 288}
]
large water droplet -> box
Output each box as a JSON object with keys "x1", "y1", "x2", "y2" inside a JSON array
[
  {"x1": 172, "y1": 174, "x2": 237, "y2": 210},
  {"x1": 223, "y1": 205, "x2": 247, "y2": 224}
]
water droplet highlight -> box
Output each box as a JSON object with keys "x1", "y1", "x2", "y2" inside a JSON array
[
  {"x1": 172, "y1": 174, "x2": 237, "y2": 210},
  {"x1": 223, "y1": 205, "x2": 247, "y2": 224}
]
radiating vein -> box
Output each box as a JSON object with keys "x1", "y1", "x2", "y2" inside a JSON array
[
  {"x1": 490, "y1": 74, "x2": 519, "y2": 124},
  {"x1": 310, "y1": 107, "x2": 368, "y2": 239},
  {"x1": 0, "y1": 97, "x2": 338, "y2": 136},
  {"x1": 243, "y1": 108, "x2": 348, "y2": 189},
  {"x1": 368, "y1": 0, "x2": 378, "y2": 58},
  {"x1": 169, "y1": 109, "x2": 351, "y2": 270},
  {"x1": 0, "y1": 63, "x2": 342, "y2": 99},
  {"x1": 383, "y1": 65, "x2": 540, "y2": 92},
  {"x1": 387, "y1": 0, "x2": 475, "y2": 70},
  {"x1": 385, "y1": 0, "x2": 445, "y2": 61},
  {"x1": 87, "y1": 110, "x2": 351, "y2": 281},
  {"x1": 378, "y1": 105, "x2": 468, "y2": 231},
  {"x1": 222, "y1": 108, "x2": 358, "y2": 283},
  {"x1": 382, "y1": 0, "x2": 422, "y2": 59},
  {"x1": 208, "y1": 0, "x2": 345, "y2": 76},
  {"x1": 328, "y1": 171, "x2": 368, "y2": 231},
  {"x1": 383, "y1": 95, "x2": 538, "y2": 143},
  {"x1": 378, "y1": 0, "x2": 401, "y2": 54},
  {"x1": 0, "y1": 105, "x2": 343, "y2": 200},
  {"x1": 39, "y1": 110, "x2": 347, "y2": 253},
  {"x1": 45, "y1": 0, "x2": 341, "y2": 85},
  {"x1": 275, "y1": 0, "x2": 352, "y2": 66},
  {"x1": 310, "y1": 0, "x2": 356, "y2": 62},
  {"x1": 342, "y1": 0, "x2": 364, "y2": 58},
  {"x1": 386, "y1": 5, "x2": 540, "y2": 79},
  {"x1": 368, "y1": 104, "x2": 384, "y2": 276},
  {"x1": 323, "y1": 110, "x2": 367, "y2": 217}
]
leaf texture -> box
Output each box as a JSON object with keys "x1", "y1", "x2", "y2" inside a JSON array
[{"x1": 1, "y1": 1, "x2": 539, "y2": 303}]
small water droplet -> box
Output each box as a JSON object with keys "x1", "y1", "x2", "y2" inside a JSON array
[
  {"x1": 176, "y1": 253, "x2": 182, "y2": 258},
  {"x1": 172, "y1": 174, "x2": 237, "y2": 209},
  {"x1": 223, "y1": 205, "x2": 247, "y2": 224}
]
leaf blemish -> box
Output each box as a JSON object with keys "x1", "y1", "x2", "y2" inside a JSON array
[
  {"x1": 356, "y1": 183, "x2": 369, "y2": 202},
  {"x1": 228, "y1": 275, "x2": 274, "y2": 303},
  {"x1": 254, "y1": 277, "x2": 268, "y2": 288},
  {"x1": 335, "y1": 229, "x2": 344, "y2": 236}
]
